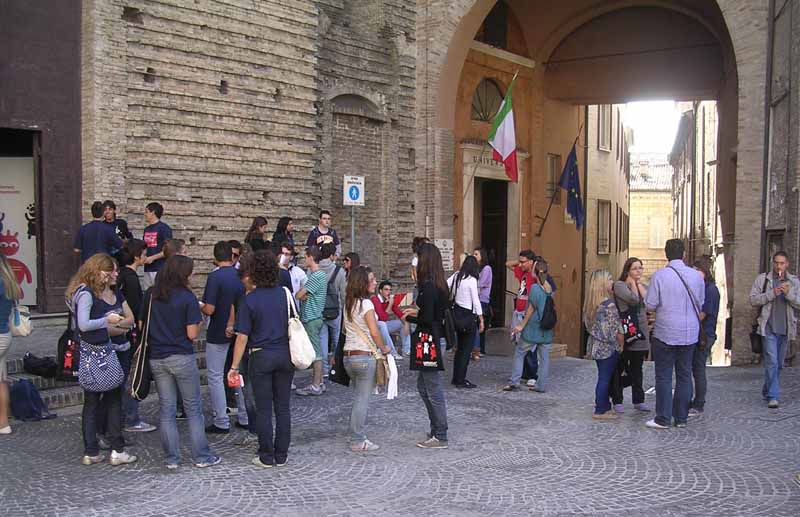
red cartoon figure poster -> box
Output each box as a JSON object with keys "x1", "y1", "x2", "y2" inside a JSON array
[{"x1": 0, "y1": 157, "x2": 38, "y2": 305}]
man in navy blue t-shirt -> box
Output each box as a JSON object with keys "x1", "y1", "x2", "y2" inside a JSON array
[
  {"x1": 201, "y1": 241, "x2": 247, "y2": 434},
  {"x1": 142, "y1": 202, "x2": 173, "y2": 289},
  {"x1": 305, "y1": 210, "x2": 341, "y2": 257},
  {"x1": 73, "y1": 201, "x2": 124, "y2": 264}
]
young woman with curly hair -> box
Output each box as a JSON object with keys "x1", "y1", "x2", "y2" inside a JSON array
[
  {"x1": 66, "y1": 254, "x2": 137, "y2": 466},
  {"x1": 228, "y1": 250, "x2": 295, "y2": 468}
]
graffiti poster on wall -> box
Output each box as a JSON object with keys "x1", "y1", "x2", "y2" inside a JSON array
[{"x1": 0, "y1": 157, "x2": 38, "y2": 306}]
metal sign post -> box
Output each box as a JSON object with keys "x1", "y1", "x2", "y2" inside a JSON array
[{"x1": 343, "y1": 175, "x2": 365, "y2": 253}]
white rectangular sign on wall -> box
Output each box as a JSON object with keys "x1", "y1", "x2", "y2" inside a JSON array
[
  {"x1": 343, "y1": 175, "x2": 365, "y2": 207},
  {"x1": 0, "y1": 157, "x2": 38, "y2": 306}
]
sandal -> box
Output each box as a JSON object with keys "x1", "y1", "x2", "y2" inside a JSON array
[{"x1": 471, "y1": 351, "x2": 481, "y2": 362}]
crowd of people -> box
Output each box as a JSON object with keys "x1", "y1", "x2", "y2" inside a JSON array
[{"x1": 0, "y1": 202, "x2": 793, "y2": 474}]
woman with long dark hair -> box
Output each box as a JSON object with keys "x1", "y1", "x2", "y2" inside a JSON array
[
  {"x1": 403, "y1": 242, "x2": 449, "y2": 448},
  {"x1": 228, "y1": 250, "x2": 295, "y2": 467},
  {"x1": 244, "y1": 216, "x2": 269, "y2": 252},
  {"x1": 66, "y1": 254, "x2": 137, "y2": 466},
  {"x1": 343, "y1": 252, "x2": 360, "y2": 278},
  {"x1": 0, "y1": 255, "x2": 22, "y2": 435},
  {"x1": 147, "y1": 255, "x2": 220, "y2": 469},
  {"x1": 341, "y1": 266, "x2": 392, "y2": 451},
  {"x1": 472, "y1": 247, "x2": 493, "y2": 359},
  {"x1": 272, "y1": 217, "x2": 295, "y2": 251},
  {"x1": 610, "y1": 257, "x2": 650, "y2": 412},
  {"x1": 689, "y1": 257, "x2": 720, "y2": 416},
  {"x1": 447, "y1": 256, "x2": 483, "y2": 388}
]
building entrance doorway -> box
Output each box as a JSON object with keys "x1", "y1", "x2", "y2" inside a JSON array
[
  {"x1": 478, "y1": 178, "x2": 508, "y2": 327},
  {"x1": 0, "y1": 128, "x2": 39, "y2": 308}
]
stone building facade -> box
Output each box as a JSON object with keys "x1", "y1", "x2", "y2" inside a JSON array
[{"x1": 629, "y1": 154, "x2": 673, "y2": 281}]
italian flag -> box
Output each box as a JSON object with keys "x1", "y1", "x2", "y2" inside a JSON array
[{"x1": 488, "y1": 75, "x2": 518, "y2": 183}]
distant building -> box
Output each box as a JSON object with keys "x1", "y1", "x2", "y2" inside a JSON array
[{"x1": 629, "y1": 154, "x2": 673, "y2": 282}]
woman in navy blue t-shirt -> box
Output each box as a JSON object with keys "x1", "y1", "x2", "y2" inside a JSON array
[
  {"x1": 145, "y1": 255, "x2": 220, "y2": 469},
  {"x1": 228, "y1": 250, "x2": 293, "y2": 468}
]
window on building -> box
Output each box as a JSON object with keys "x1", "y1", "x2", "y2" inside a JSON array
[
  {"x1": 616, "y1": 109, "x2": 621, "y2": 160},
  {"x1": 597, "y1": 200, "x2": 611, "y2": 254},
  {"x1": 546, "y1": 153, "x2": 562, "y2": 204},
  {"x1": 649, "y1": 217, "x2": 667, "y2": 249},
  {"x1": 474, "y1": 0, "x2": 508, "y2": 49},
  {"x1": 471, "y1": 79, "x2": 504, "y2": 122},
  {"x1": 598, "y1": 105, "x2": 612, "y2": 151}
]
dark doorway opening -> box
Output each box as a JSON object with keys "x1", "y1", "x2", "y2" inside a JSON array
[{"x1": 479, "y1": 178, "x2": 508, "y2": 327}]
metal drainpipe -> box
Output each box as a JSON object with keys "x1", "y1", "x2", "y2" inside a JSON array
[
  {"x1": 579, "y1": 106, "x2": 589, "y2": 357},
  {"x1": 760, "y1": 0, "x2": 775, "y2": 271},
  {"x1": 690, "y1": 101, "x2": 698, "y2": 260}
]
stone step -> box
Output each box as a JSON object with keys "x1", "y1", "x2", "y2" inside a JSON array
[{"x1": 8, "y1": 350, "x2": 210, "y2": 411}]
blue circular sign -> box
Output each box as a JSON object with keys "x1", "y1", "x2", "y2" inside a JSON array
[{"x1": 349, "y1": 185, "x2": 360, "y2": 200}]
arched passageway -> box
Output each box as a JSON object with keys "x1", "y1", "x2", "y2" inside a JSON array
[{"x1": 415, "y1": 0, "x2": 768, "y2": 362}]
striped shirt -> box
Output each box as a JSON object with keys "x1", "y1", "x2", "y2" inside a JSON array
[{"x1": 299, "y1": 270, "x2": 327, "y2": 323}]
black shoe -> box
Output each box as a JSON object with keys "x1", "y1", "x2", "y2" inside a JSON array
[
  {"x1": 235, "y1": 422, "x2": 249, "y2": 431},
  {"x1": 176, "y1": 412, "x2": 188, "y2": 420},
  {"x1": 205, "y1": 424, "x2": 230, "y2": 435},
  {"x1": 454, "y1": 380, "x2": 477, "y2": 389}
]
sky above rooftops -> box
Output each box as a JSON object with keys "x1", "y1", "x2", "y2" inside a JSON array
[{"x1": 626, "y1": 100, "x2": 681, "y2": 154}]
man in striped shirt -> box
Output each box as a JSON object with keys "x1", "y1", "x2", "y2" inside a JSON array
[{"x1": 296, "y1": 246, "x2": 328, "y2": 396}]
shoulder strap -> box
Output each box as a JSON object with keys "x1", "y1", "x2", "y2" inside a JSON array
[
  {"x1": 761, "y1": 274, "x2": 769, "y2": 293},
  {"x1": 141, "y1": 289, "x2": 154, "y2": 348},
  {"x1": 349, "y1": 309, "x2": 383, "y2": 360},
  {"x1": 667, "y1": 266, "x2": 702, "y2": 322},
  {"x1": 283, "y1": 287, "x2": 298, "y2": 320},
  {"x1": 327, "y1": 266, "x2": 341, "y2": 287}
]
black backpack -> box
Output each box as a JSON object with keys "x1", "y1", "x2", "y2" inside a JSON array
[
  {"x1": 10, "y1": 379, "x2": 56, "y2": 421},
  {"x1": 322, "y1": 266, "x2": 342, "y2": 320},
  {"x1": 22, "y1": 353, "x2": 58, "y2": 378},
  {"x1": 539, "y1": 295, "x2": 558, "y2": 330}
]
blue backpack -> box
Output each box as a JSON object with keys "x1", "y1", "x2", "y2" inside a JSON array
[{"x1": 10, "y1": 379, "x2": 55, "y2": 422}]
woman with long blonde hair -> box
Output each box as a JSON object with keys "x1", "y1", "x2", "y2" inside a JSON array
[
  {"x1": 0, "y1": 255, "x2": 22, "y2": 435},
  {"x1": 66, "y1": 254, "x2": 137, "y2": 465},
  {"x1": 583, "y1": 269, "x2": 624, "y2": 420}
]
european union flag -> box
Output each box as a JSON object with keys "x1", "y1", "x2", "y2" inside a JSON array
[{"x1": 558, "y1": 144, "x2": 584, "y2": 230}]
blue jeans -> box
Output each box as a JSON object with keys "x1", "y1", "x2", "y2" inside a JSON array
[
  {"x1": 381, "y1": 319, "x2": 411, "y2": 355},
  {"x1": 417, "y1": 369, "x2": 448, "y2": 441},
  {"x1": 473, "y1": 302, "x2": 491, "y2": 352},
  {"x1": 595, "y1": 351, "x2": 619, "y2": 414},
  {"x1": 206, "y1": 341, "x2": 247, "y2": 428},
  {"x1": 319, "y1": 314, "x2": 342, "y2": 375},
  {"x1": 249, "y1": 349, "x2": 294, "y2": 465},
  {"x1": 651, "y1": 338, "x2": 694, "y2": 426},
  {"x1": 762, "y1": 332, "x2": 788, "y2": 401},
  {"x1": 344, "y1": 355, "x2": 377, "y2": 443},
  {"x1": 377, "y1": 321, "x2": 399, "y2": 356},
  {"x1": 150, "y1": 354, "x2": 214, "y2": 465},
  {"x1": 691, "y1": 338, "x2": 715, "y2": 410},
  {"x1": 510, "y1": 341, "x2": 551, "y2": 390}
]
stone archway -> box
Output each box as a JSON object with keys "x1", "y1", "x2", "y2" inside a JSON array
[{"x1": 415, "y1": 0, "x2": 768, "y2": 362}]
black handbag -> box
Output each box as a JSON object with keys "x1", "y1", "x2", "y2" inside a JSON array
[
  {"x1": 329, "y1": 328, "x2": 350, "y2": 386},
  {"x1": 750, "y1": 275, "x2": 769, "y2": 354},
  {"x1": 129, "y1": 290, "x2": 153, "y2": 401},
  {"x1": 447, "y1": 275, "x2": 475, "y2": 334},
  {"x1": 57, "y1": 313, "x2": 80, "y2": 381},
  {"x1": 613, "y1": 293, "x2": 645, "y2": 346}
]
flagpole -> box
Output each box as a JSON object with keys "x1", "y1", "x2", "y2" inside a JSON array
[
  {"x1": 535, "y1": 124, "x2": 583, "y2": 237},
  {"x1": 464, "y1": 70, "x2": 520, "y2": 202}
]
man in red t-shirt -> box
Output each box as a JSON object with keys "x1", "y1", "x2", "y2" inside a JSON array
[{"x1": 506, "y1": 250, "x2": 538, "y2": 385}]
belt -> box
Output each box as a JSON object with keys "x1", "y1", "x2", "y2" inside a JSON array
[
  {"x1": 248, "y1": 347, "x2": 263, "y2": 355},
  {"x1": 343, "y1": 350, "x2": 372, "y2": 357}
]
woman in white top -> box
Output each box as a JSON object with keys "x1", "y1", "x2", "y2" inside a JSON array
[
  {"x1": 447, "y1": 256, "x2": 484, "y2": 388},
  {"x1": 343, "y1": 266, "x2": 392, "y2": 452}
]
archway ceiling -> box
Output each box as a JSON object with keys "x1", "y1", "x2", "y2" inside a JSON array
[{"x1": 500, "y1": 0, "x2": 731, "y2": 104}]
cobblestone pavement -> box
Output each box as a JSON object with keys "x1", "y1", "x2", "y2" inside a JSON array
[{"x1": 1, "y1": 355, "x2": 798, "y2": 516}]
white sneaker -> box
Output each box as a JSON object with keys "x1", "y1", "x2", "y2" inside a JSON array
[
  {"x1": 351, "y1": 439, "x2": 380, "y2": 452},
  {"x1": 109, "y1": 450, "x2": 138, "y2": 466},
  {"x1": 0, "y1": 426, "x2": 11, "y2": 435},
  {"x1": 124, "y1": 422, "x2": 157, "y2": 433},
  {"x1": 645, "y1": 419, "x2": 669, "y2": 430},
  {"x1": 526, "y1": 379, "x2": 537, "y2": 388}
]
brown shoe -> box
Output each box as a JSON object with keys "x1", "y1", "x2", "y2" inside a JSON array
[{"x1": 471, "y1": 350, "x2": 481, "y2": 362}]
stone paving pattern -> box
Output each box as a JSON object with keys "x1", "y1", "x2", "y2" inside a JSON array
[{"x1": 1, "y1": 354, "x2": 799, "y2": 516}]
